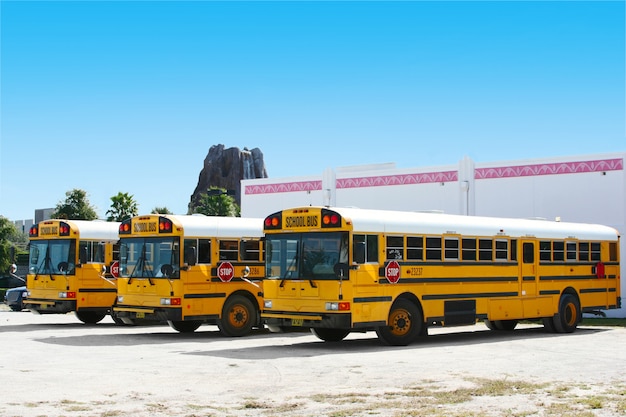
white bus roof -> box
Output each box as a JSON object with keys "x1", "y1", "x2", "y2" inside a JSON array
[
  {"x1": 45, "y1": 220, "x2": 121, "y2": 241},
  {"x1": 323, "y1": 207, "x2": 620, "y2": 241},
  {"x1": 166, "y1": 215, "x2": 264, "y2": 238}
]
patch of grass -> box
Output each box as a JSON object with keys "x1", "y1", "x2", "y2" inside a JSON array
[{"x1": 581, "y1": 318, "x2": 626, "y2": 327}]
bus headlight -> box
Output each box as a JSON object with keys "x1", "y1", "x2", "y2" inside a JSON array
[
  {"x1": 117, "y1": 296, "x2": 124, "y2": 303},
  {"x1": 264, "y1": 300, "x2": 273, "y2": 309}
]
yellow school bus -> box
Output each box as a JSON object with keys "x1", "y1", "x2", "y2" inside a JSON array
[
  {"x1": 25, "y1": 219, "x2": 120, "y2": 324},
  {"x1": 261, "y1": 206, "x2": 621, "y2": 346},
  {"x1": 113, "y1": 214, "x2": 264, "y2": 336}
]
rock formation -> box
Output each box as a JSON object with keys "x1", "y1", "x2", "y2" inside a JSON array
[{"x1": 188, "y1": 144, "x2": 267, "y2": 213}]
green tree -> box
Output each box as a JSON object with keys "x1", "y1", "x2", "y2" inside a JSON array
[
  {"x1": 106, "y1": 192, "x2": 139, "y2": 222},
  {"x1": 191, "y1": 187, "x2": 239, "y2": 217},
  {"x1": 151, "y1": 206, "x2": 173, "y2": 214},
  {"x1": 51, "y1": 189, "x2": 98, "y2": 220},
  {"x1": 0, "y1": 216, "x2": 20, "y2": 273}
]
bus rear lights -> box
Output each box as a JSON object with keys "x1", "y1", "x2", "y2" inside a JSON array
[
  {"x1": 160, "y1": 298, "x2": 181, "y2": 306},
  {"x1": 326, "y1": 302, "x2": 350, "y2": 311},
  {"x1": 59, "y1": 292, "x2": 76, "y2": 299}
]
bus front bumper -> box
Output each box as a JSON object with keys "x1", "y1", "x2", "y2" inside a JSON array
[
  {"x1": 262, "y1": 311, "x2": 352, "y2": 329},
  {"x1": 113, "y1": 305, "x2": 182, "y2": 323},
  {"x1": 25, "y1": 299, "x2": 75, "y2": 314}
]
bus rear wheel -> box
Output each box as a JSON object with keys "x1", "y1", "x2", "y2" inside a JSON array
[
  {"x1": 311, "y1": 328, "x2": 350, "y2": 342},
  {"x1": 217, "y1": 295, "x2": 257, "y2": 337},
  {"x1": 168, "y1": 320, "x2": 202, "y2": 333},
  {"x1": 75, "y1": 311, "x2": 106, "y2": 324},
  {"x1": 376, "y1": 299, "x2": 423, "y2": 346},
  {"x1": 553, "y1": 294, "x2": 581, "y2": 333}
]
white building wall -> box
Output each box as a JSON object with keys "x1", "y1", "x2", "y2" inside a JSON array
[{"x1": 241, "y1": 152, "x2": 625, "y2": 317}]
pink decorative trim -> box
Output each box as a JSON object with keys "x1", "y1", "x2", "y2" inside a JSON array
[
  {"x1": 336, "y1": 171, "x2": 458, "y2": 189},
  {"x1": 245, "y1": 180, "x2": 322, "y2": 195},
  {"x1": 475, "y1": 158, "x2": 623, "y2": 180}
]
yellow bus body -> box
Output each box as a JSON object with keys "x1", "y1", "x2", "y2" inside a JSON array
[
  {"x1": 261, "y1": 207, "x2": 621, "y2": 345},
  {"x1": 25, "y1": 219, "x2": 120, "y2": 324},
  {"x1": 113, "y1": 214, "x2": 264, "y2": 336}
]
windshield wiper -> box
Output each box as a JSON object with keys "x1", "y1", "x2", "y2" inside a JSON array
[
  {"x1": 130, "y1": 243, "x2": 154, "y2": 285},
  {"x1": 279, "y1": 246, "x2": 298, "y2": 288}
]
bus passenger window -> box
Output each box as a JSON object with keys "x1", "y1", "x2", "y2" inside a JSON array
[
  {"x1": 386, "y1": 236, "x2": 403, "y2": 260},
  {"x1": 609, "y1": 242, "x2": 617, "y2": 262},
  {"x1": 426, "y1": 237, "x2": 441, "y2": 261},
  {"x1": 478, "y1": 239, "x2": 492, "y2": 261},
  {"x1": 93, "y1": 243, "x2": 105, "y2": 263},
  {"x1": 579, "y1": 242, "x2": 589, "y2": 261},
  {"x1": 406, "y1": 236, "x2": 423, "y2": 260},
  {"x1": 495, "y1": 240, "x2": 508, "y2": 260},
  {"x1": 462, "y1": 238, "x2": 476, "y2": 261},
  {"x1": 566, "y1": 242, "x2": 577, "y2": 261},
  {"x1": 553, "y1": 241, "x2": 564, "y2": 261},
  {"x1": 240, "y1": 240, "x2": 260, "y2": 261},
  {"x1": 444, "y1": 238, "x2": 459, "y2": 260},
  {"x1": 540, "y1": 241, "x2": 551, "y2": 261},
  {"x1": 220, "y1": 240, "x2": 239, "y2": 261},
  {"x1": 590, "y1": 242, "x2": 601, "y2": 261}
]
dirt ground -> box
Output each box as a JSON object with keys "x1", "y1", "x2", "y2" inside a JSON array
[{"x1": 0, "y1": 304, "x2": 625, "y2": 417}]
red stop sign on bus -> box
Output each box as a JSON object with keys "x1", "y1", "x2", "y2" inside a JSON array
[
  {"x1": 110, "y1": 261, "x2": 120, "y2": 278},
  {"x1": 217, "y1": 261, "x2": 235, "y2": 282},
  {"x1": 385, "y1": 260, "x2": 401, "y2": 284}
]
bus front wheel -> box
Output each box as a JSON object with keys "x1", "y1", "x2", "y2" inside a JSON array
[
  {"x1": 217, "y1": 295, "x2": 257, "y2": 337},
  {"x1": 311, "y1": 328, "x2": 350, "y2": 342},
  {"x1": 168, "y1": 320, "x2": 202, "y2": 333},
  {"x1": 376, "y1": 299, "x2": 423, "y2": 346}
]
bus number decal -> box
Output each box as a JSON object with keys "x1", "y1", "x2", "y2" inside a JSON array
[{"x1": 408, "y1": 267, "x2": 423, "y2": 276}]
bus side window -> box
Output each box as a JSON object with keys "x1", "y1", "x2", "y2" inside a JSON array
[
  {"x1": 353, "y1": 235, "x2": 366, "y2": 264},
  {"x1": 79, "y1": 241, "x2": 90, "y2": 264},
  {"x1": 367, "y1": 235, "x2": 378, "y2": 262},
  {"x1": 184, "y1": 238, "x2": 199, "y2": 266},
  {"x1": 198, "y1": 239, "x2": 211, "y2": 264}
]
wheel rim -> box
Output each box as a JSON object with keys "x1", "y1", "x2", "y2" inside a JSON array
[
  {"x1": 228, "y1": 303, "x2": 249, "y2": 329},
  {"x1": 564, "y1": 302, "x2": 577, "y2": 327},
  {"x1": 389, "y1": 307, "x2": 412, "y2": 336}
]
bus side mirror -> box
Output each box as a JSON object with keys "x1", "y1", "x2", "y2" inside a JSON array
[
  {"x1": 354, "y1": 242, "x2": 366, "y2": 264},
  {"x1": 334, "y1": 263, "x2": 349, "y2": 279}
]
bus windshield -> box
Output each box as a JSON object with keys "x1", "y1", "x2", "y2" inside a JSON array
[
  {"x1": 119, "y1": 237, "x2": 180, "y2": 279},
  {"x1": 265, "y1": 232, "x2": 348, "y2": 280},
  {"x1": 29, "y1": 240, "x2": 76, "y2": 275}
]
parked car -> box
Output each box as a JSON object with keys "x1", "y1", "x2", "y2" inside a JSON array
[{"x1": 4, "y1": 286, "x2": 27, "y2": 311}]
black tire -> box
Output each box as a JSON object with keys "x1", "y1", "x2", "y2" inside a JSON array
[
  {"x1": 542, "y1": 317, "x2": 557, "y2": 333},
  {"x1": 217, "y1": 295, "x2": 258, "y2": 337},
  {"x1": 553, "y1": 294, "x2": 581, "y2": 333},
  {"x1": 311, "y1": 328, "x2": 350, "y2": 342},
  {"x1": 484, "y1": 319, "x2": 497, "y2": 330},
  {"x1": 494, "y1": 320, "x2": 518, "y2": 331},
  {"x1": 10, "y1": 305, "x2": 23, "y2": 312},
  {"x1": 75, "y1": 311, "x2": 106, "y2": 324},
  {"x1": 376, "y1": 299, "x2": 424, "y2": 346},
  {"x1": 168, "y1": 320, "x2": 202, "y2": 333}
]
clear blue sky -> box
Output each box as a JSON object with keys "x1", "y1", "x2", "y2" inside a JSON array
[{"x1": 1, "y1": 1, "x2": 624, "y2": 222}]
